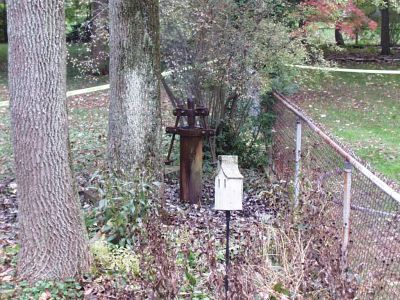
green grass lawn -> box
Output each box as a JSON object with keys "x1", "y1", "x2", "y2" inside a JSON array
[
  {"x1": 68, "y1": 106, "x2": 108, "y2": 173},
  {"x1": 66, "y1": 44, "x2": 109, "y2": 90},
  {"x1": 0, "y1": 99, "x2": 109, "y2": 181},
  {"x1": 0, "y1": 105, "x2": 12, "y2": 180},
  {"x1": 0, "y1": 43, "x2": 8, "y2": 86},
  {"x1": 0, "y1": 43, "x2": 109, "y2": 93},
  {"x1": 293, "y1": 65, "x2": 400, "y2": 184},
  {"x1": 0, "y1": 42, "x2": 109, "y2": 179}
]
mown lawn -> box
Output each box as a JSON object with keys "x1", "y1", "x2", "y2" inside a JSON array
[
  {"x1": 0, "y1": 93, "x2": 110, "y2": 181},
  {"x1": 0, "y1": 43, "x2": 109, "y2": 94},
  {"x1": 0, "y1": 105, "x2": 11, "y2": 180},
  {"x1": 292, "y1": 64, "x2": 400, "y2": 184},
  {"x1": 0, "y1": 41, "x2": 110, "y2": 179}
]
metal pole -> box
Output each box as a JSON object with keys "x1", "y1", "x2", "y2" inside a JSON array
[
  {"x1": 294, "y1": 117, "x2": 302, "y2": 208},
  {"x1": 341, "y1": 160, "x2": 352, "y2": 271},
  {"x1": 225, "y1": 210, "x2": 231, "y2": 299}
]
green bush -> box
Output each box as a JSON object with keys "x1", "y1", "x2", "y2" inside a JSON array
[
  {"x1": 216, "y1": 93, "x2": 276, "y2": 169},
  {"x1": 86, "y1": 172, "x2": 153, "y2": 247}
]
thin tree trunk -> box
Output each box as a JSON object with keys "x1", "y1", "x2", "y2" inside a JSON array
[
  {"x1": 335, "y1": 27, "x2": 345, "y2": 46},
  {"x1": 8, "y1": 0, "x2": 91, "y2": 281},
  {"x1": 108, "y1": 0, "x2": 162, "y2": 175},
  {"x1": 91, "y1": 0, "x2": 108, "y2": 75},
  {"x1": 161, "y1": 77, "x2": 178, "y2": 108},
  {"x1": 380, "y1": 0, "x2": 391, "y2": 55},
  {"x1": 2, "y1": 0, "x2": 6, "y2": 43}
]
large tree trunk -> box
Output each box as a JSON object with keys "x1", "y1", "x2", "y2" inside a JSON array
[
  {"x1": 108, "y1": 0, "x2": 162, "y2": 175},
  {"x1": 8, "y1": 0, "x2": 91, "y2": 281},
  {"x1": 90, "y1": 0, "x2": 109, "y2": 75},
  {"x1": 380, "y1": 0, "x2": 391, "y2": 55}
]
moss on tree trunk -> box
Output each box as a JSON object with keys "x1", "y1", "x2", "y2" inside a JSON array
[{"x1": 107, "y1": 0, "x2": 162, "y2": 176}]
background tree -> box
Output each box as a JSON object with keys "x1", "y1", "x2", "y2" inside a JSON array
[
  {"x1": 359, "y1": 0, "x2": 400, "y2": 53},
  {"x1": 301, "y1": 0, "x2": 377, "y2": 45},
  {"x1": 381, "y1": 0, "x2": 391, "y2": 54},
  {"x1": 65, "y1": 0, "x2": 91, "y2": 43},
  {"x1": 90, "y1": 0, "x2": 109, "y2": 74},
  {"x1": 65, "y1": 0, "x2": 109, "y2": 76},
  {"x1": 108, "y1": 0, "x2": 162, "y2": 175},
  {"x1": 1, "y1": 0, "x2": 6, "y2": 43},
  {"x1": 7, "y1": 0, "x2": 91, "y2": 281}
]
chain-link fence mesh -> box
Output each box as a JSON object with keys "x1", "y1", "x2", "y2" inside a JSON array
[{"x1": 271, "y1": 94, "x2": 400, "y2": 299}]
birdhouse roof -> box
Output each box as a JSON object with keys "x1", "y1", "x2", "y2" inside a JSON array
[{"x1": 218, "y1": 155, "x2": 244, "y2": 179}]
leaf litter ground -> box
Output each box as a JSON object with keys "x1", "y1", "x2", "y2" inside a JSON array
[{"x1": 0, "y1": 90, "x2": 303, "y2": 299}]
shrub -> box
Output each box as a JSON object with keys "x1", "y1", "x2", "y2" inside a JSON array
[
  {"x1": 90, "y1": 240, "x2": 140, "y2": 276},
  {"x1": 160, "y1": 0, "x2": 323, "y2": 168},
  {"x1": 216, "y1": 92, "x2": 276, "y2": 169},
  {"x1": 85, "y1": 172, "x2": 154, "y2": 247}
]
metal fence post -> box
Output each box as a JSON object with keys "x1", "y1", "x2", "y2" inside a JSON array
[
  {"x1": 341, "y1": 160, "x2": 352, "y2": 271},
  {"x1": 294, "y1": 117, "x2": 302, "y2": 208}
]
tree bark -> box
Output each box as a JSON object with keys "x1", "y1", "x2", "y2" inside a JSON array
[
  {"x1": 108, "y1": 0, "x2": 162, "y2": 175},
  {"x1": 8, "y1": 0, "x2": 91, "y2": 281},
  {"x1": 380, "y1": 0, "x2": 391, "y2": 55}
]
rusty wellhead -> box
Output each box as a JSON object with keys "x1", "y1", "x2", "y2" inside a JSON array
[{"x1": 166, "y1": 98, "x2": 215, "y2": 204}]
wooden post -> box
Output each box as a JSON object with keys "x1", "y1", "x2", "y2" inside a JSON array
[
  {"x1": 294, "y1": 117, "x2": 302, "y2": 208},
  {"x1": 180, "y1": 136, "x2": 203, "y2": 204},
  {"x1": 341, "y1": 160, "x2": 352, "y2": 271}
]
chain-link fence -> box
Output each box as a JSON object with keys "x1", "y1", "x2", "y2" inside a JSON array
[{"x1": 271, "y1": 92, "x2": 400, "y2": 299}]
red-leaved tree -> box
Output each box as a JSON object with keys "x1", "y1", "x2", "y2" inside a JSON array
[{"x1": 301, "y1": 0, "x2": 377, "y2": 45}]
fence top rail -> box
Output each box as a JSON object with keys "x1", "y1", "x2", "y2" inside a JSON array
[{"x1": 272, "y1": 91, "x2": 400, "y2": 204}]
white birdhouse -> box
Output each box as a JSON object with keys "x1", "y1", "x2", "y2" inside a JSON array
[{"x1": 214, "y1": 155, "x2": 244, "y2": 211}]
